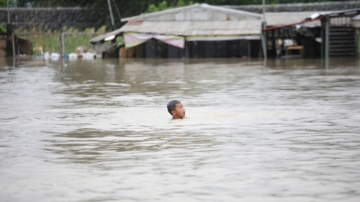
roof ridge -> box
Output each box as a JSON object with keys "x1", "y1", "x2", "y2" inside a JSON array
[{"x1": 122, "y1": 4, "x2": 261, "y2": 22}]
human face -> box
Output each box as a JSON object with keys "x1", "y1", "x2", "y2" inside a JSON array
[{"x1": 172, "y1": 103, "x2": 185, "y2": 119}]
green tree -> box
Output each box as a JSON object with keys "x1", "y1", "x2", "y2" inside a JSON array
[
  {"x1": 145, "y1": 0, "x2": 196, "y2": 13},
  {"x1": 0, "y1": 0, "x2": 5, "y2": 7},
  {"x1": 0, "y1": 0, "x2": 18, "y2": 7},
  {"x1": 177, "y1": 0, "x2": 185, "y2": 7}
]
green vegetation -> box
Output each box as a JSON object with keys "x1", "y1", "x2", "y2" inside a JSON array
[
  {"x1": 16, "y1": 26, "x2": 108, "y2": 54},
  {"x1": 145, "y1": 0, "x2": 194, "y2": 13},
  {"x1": 0, "y1": 0, "x2": 17, "y2": 7}
]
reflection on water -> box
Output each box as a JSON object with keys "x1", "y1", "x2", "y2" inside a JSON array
[{"x1": 1, "y1": 58, "x2": 360, "y2": 202}]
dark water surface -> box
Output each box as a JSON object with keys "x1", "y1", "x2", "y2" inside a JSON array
[{"x1": 1, "y1": 58, "x2": 360, "y2": 202}]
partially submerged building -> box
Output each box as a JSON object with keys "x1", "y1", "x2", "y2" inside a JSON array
[
  {"x1": 225, "y1": 1, "x2": 360, "y2": 58},
  {"x1": 90, "y1": 4, "x2": 263, "y2": 59},
  {"x1": 0, "y1": 30, "x2": 32, "y2": 57},
  {"x1": 91, "y1": 3, "x2": 360, "y2": 59},
  {"x1": 265, "y1": 12, "x2": 322, "y2": 58},
  {"x1": 263, "y1": 8, "x2": 360, "y2": 58}
]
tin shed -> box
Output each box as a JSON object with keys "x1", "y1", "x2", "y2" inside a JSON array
[{"x1": 90, "y1": 4, "x2": 263, "y2": 59}]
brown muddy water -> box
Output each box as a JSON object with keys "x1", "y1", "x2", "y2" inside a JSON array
[{"x1": 0, "y1": 58, "x2": 360, "y2": 202}]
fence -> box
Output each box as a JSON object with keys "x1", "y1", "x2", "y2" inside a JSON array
[
  {"x1": 15, "y1": 32, "x2": 106, "y2": 55},
  {"x1": 0, "y1": 8, "x2": 101, "y2": 32}
]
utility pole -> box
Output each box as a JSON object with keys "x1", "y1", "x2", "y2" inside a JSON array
[
  {"x1": 261, "y1": 0, "x2": 267, "y2": 60},
  {"x1": 6, "y1": 0, "x2": 14, "y2": 57},
  {"x1": 7, "y1": 0, "x2": 10, "y2": 23},
  {"x1": 107, "y1": 0, "x2": 115, "y2": 30},
  {"x1": 262, "y1": 0, "x2": 266, "y2": 24}
]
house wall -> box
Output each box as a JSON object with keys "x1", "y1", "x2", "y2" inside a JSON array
[
  {"x1": 143, "y1": 39, "x2": 169, "y2": 58},
  {"x1": 136, "y1": 39, "x2": 260, "y2": 59},
  {"x1": 0, "y1": 38, "x2": 6, "y2": 57},
  {"x1": 168, "y1": 45, "x2": 185, "y2": 58}
]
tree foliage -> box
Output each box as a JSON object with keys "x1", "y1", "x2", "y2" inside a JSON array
[{"x1": 145, "y1": 0, "x2": 195, "y2": 13}]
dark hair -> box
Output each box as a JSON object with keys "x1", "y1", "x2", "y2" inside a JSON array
[{"x1": 167, "y1": 100, "x2": 181, "y2": 115}]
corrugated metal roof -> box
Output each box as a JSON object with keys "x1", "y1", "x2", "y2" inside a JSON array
[
  {"x1": 352, "y1": 14, "x2": 360, "y2": 27},
  {"x1": 266, "y1": 8, "x2": 360, "y2": 25},
  {"x1": 90, "y1": 4, "x2": 262, "y2": 44},
  {"x1": 267, "y1": 12, "x2": 322, "y2": 27},
  {"x1": 312, "y1": 8, "x2": 360, "y2": 18},
  {"x1": 264, "y1": 8, "x2": 360, "y2": 31},
  {"x1": 122, "y1": 3, "x2": 262, "y2": 22},
  {"x1": 353, "y1": 14, "x2": 360, "y2": 20},
  {"x1": 120, "y1": 21, "x2": 261, "y2": 35},
  {"x1": 90, "y1": 29, "x2": 123, "y2": 43},
  {"x1": 90, "y1": 20, "x2": 261, "y2": 43}
]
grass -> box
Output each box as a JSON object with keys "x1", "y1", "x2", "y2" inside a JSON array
[{"x1": 15, "y1": 26, "x2": 124, "y2": 55}]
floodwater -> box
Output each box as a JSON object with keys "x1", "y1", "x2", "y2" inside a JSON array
[{"x1": 1, "y1": 57, "x2": 360, "y2": 202}]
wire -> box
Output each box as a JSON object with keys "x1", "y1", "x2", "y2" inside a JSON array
[{"x1": 111, "y1": 0, "x2": 122, "y2": 24}]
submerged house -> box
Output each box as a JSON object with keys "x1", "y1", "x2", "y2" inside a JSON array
[
  {"x1": 264, "y1": 12, "x2": 322, "y2": 58},
  {"x1": 90, "y1": 4, "x2": 263, "y2": 59},
  {"x1": 263, "y1": 8, "x2": 360, "y2": 58},
  {"x1": 0, "y1": 31, "x2": 32, "y2": 57}
]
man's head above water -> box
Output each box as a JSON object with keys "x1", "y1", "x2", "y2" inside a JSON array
[{"x1": 167, "y1": 100, "x2": 186, "y2": 119}]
